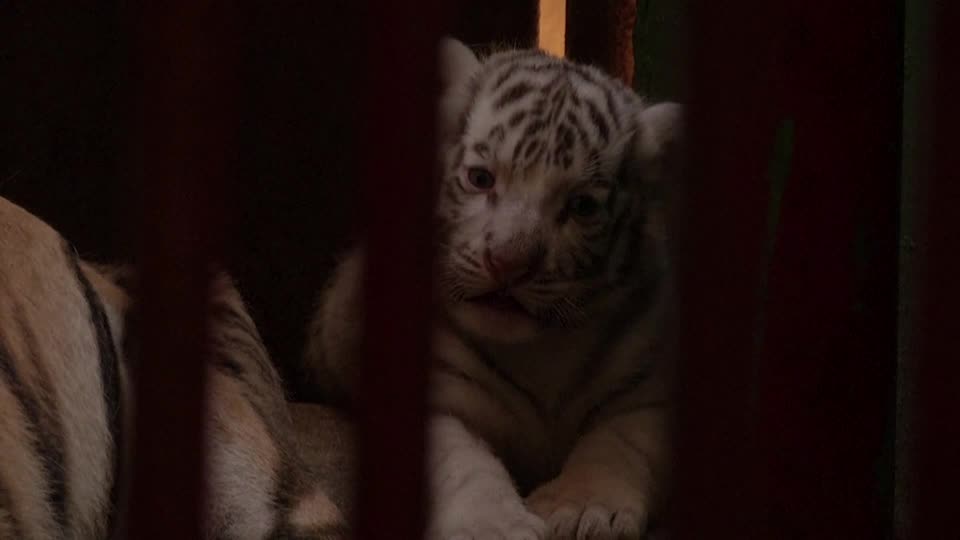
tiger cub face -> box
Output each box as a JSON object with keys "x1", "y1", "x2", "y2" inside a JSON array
[{"x1": 435, "y1": 39, "x2": 682, "y2": 344}]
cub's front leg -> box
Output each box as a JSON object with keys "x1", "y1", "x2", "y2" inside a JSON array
[
  {"x1": 526, "y1": 407, "x2": 668, "y2": 540},
  {"x1": 427, "y1": 414, "x2": 545, "y2": 540}
]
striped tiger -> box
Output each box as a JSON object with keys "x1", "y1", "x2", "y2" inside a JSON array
[
  {"x1": 0, "y1": 195, "x2": 346, "y2": 539},
  {"x1": 304, "y1": 38, "x2": 682, "y2": 539}
]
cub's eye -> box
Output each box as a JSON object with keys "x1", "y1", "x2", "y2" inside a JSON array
[
  {"x1": 466, "y1": 167, "x2": 496, "y2": 190},
  {"x1": 568, "y1": 194, "x2": 601, "y2": 219}
]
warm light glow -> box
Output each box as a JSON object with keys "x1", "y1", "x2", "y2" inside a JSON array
[{"x1": 538, "y1": 0, "x2": 566, "y2": 57}]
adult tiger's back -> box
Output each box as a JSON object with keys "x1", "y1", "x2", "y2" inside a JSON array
[
  {"x1": 0, "y1": 196, "x2": 129, "y2": 538},
  {"x1": 0, "y1": 196, "x2": 349, "y2": 539}
]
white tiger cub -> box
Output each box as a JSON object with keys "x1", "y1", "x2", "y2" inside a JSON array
[
  {"x1": 0, "y1": 195, "x2": 345, "y2": 539},
  {"x1": 305, "y1": 39, "x2": 682, "y2": 539}
]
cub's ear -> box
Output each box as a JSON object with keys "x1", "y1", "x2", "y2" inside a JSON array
[
  {"x1": 437, "y1": 37, "x2": 481, "y2": 142},
  {"x1": 632, "y1": 102, "x2": 684, "y2": 185},
  {"x1": 439, "y1": 37, "x2": 480, "y2": 91}
]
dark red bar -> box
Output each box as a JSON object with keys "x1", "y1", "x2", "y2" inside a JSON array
[
  {"x1": 354, "y1": 3, "x2": 448, "y2": 539},
  {"x1": 913, "y1": 2, "x2": 960, "y2": 538},
  {"x1": 565, "y1": 0, "x2": 637, "y2": 83},
  {"x1": 752, "y1": 3, "x2": 901, "y2": 536},
  {"x1": 671, "y1": 3, "x2": 780, "y2": 538},
  {"x1": 675, "y1": 2, "x2": 900, "y2": 539},
  {"x1": 125, "y1": 2, "x2": 238, "y2": 538}
]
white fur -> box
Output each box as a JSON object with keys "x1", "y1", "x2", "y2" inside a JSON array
[
  {"x1": 438, "y1": 38, "x2": 482, "y2": 142},
  {"x1": 205, "y1": 372, "x2": 280, "y2": 540},
  {"x1": 426, "y1": 415, "x2": 545, "y2": 540},
  {"x1": 0, "y1": 196, "x2": 116, "y2": 538},
  {"x1": 288, "y1": 487, "x2": 343, "y2": 531}
]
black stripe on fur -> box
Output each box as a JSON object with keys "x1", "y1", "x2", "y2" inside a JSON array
[
  {"x1": 12, "y1": 308, "x2": 68, "y2": 533},
  {"x1": 0, "y1": 341, "x2": 30, "y2": 539},
  {"x1": 0, "y1": 327, "x2": 67, "y2": 535},
  {"x1": 65, "y1": 244, "x2": 124, "y2": 538}
]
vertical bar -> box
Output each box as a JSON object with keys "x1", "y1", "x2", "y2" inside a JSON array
[
  {"x1": 125, "y1": 2, "x2": 237, "y2": 538},
  {"x1": 913, "y1": 1, "x2": 960, "y2": 538},
  {"x1": 675, "y1": 1, "x2": 901, "y2": 538},
  {"x1": 752, "y1": 3, "x2": 901, "y2": 536},
  {"x1": 565, "y1": 0, "x2": 637, "y2": 83},
  {"x1": 671, "y1": 3, "x2": 779, "y2": 538},
  {"x1": 894, "y1": 0, "x2": 929, "y2": 534},
  {"x1": 354, "y1": 2, "x2": 447, "y2": 539}
]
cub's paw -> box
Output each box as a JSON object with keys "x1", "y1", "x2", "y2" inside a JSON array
[
  {"x1": 526, "y1": 470, "x2": 649, "y2": 540},
  {"x1": 428, "y1": 497, "x2": 546, "y2": 540}
]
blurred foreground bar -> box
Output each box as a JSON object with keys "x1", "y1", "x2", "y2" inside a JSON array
[
  {"x1": 125, "y1": 1, "x2": 238, "y2": 538},
  {"x1": 674, "y1": 1, "x2": 901, "y2": 538},
  {"x1": 354, "y1": 2, "x2": 448, "y2": 539},
  {"x1": 913, "y1": 1, "x2": 960, "y2": 538}
]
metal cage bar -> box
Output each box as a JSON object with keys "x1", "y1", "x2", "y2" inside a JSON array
[
  {"x1": 353, "y1": 2, "x2": 449, "y2": 539},
  {"x1": 674, "y1": 2, "x2": 901, "y2": 538},
  {"x1": 671, "y1": 3, "x2": 780, "y2": 536},
  {"x1": 124, "y1": 2, "x2": 239, "y2": 538},
  {"x1": 913, "y1": 1, "x2": 960, "y2": 538}
]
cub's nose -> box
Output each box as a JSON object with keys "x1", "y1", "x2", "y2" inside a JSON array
[{"x1": 483, "y1": 247, "x2": 542, "y2": 286}]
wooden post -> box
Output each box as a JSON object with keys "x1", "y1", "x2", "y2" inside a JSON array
[
  {"x1": 125, "y1": 1, "x2": 237, "y2": 538},
  {"x1": 674, "y1": 2, "x2": 901, "y2": 538},
  {"x1": 354, "y1": 2, "x2": 448, "y2": 539}
]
